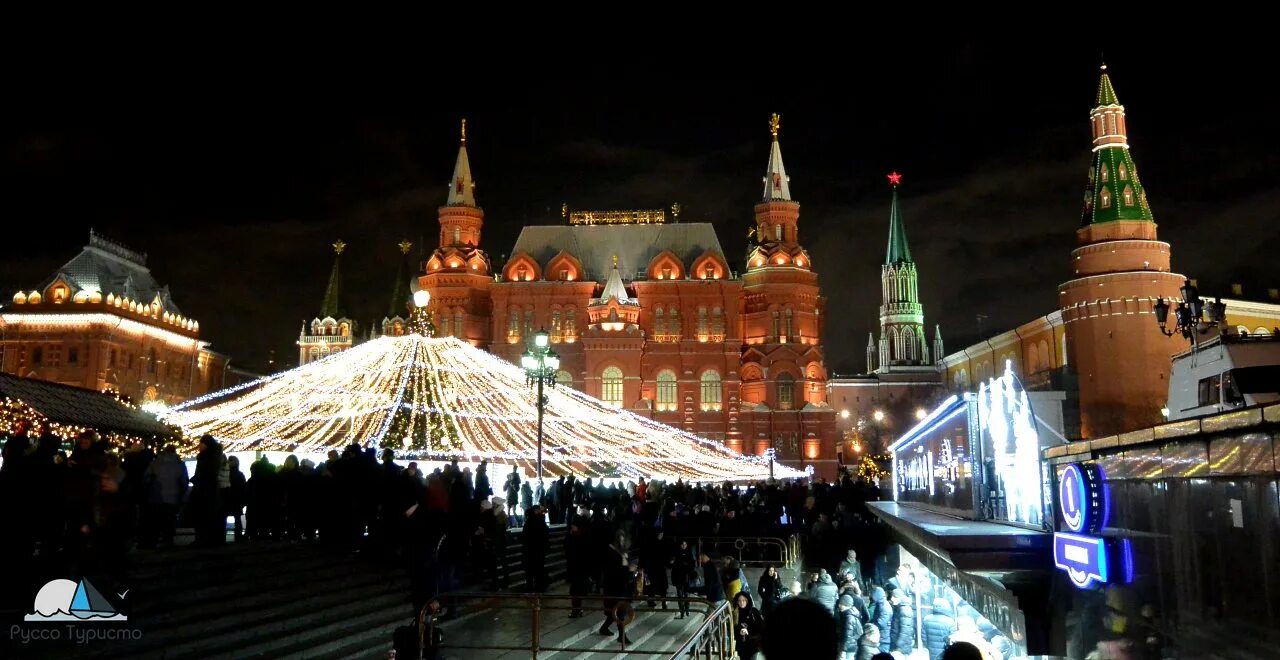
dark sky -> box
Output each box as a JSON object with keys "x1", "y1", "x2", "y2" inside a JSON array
[{"x1": 4, "y1": 42, "x2": 1278, "y2": 374}]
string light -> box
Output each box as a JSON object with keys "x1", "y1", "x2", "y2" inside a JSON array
[{"x1": 165, "y1": 335, "x2": 800, "y2": 482}]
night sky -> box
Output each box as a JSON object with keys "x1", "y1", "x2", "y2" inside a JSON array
[{"x1": 5, "y1": 43, "x2": 1278, "y2": 374}]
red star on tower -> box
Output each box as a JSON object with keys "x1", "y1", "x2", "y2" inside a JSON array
[{"x1": 887, "y1": 171, "x2": 903, "y2": 186}]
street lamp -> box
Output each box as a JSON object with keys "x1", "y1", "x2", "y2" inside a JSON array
[
  {"x1": 407, "y1": 290, "x2": 435, "y2": 336},
  {"x1": 872, "y1": 409, "x2": 886, "y2": 423},
  {"x1": 1154, "y1": 278, "x2": 1225, "y2": 347},
  {"x1": 521, "y1": 328, "x2": 560, "y2": 501}
]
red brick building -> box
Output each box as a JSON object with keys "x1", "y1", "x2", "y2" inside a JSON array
[
  {"x1": 418, "y1": 116, "x2": 837, "y2": 474},
  {"x1": 1, "y1": 231, "x2": 238, "y2": 405}
]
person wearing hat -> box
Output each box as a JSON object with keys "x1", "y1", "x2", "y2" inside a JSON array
[{"x1": 837, "y1": 593, "x2": 863, "y2": 659}]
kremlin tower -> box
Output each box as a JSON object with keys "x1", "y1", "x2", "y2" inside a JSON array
[
  {"x1": 870, "y1": 173, "x2": 943, "y2": 373},
  {"x1": 1059, "y1": 66, "x2": 1186, "y2": 437}
]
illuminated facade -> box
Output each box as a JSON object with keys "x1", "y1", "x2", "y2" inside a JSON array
[
  {"x1": 297, "y1": 240, "x2": 357, "y2": 365},
  {"x1": 417, "y1": 116, "x2": 837, "y2": 472},
  {"x1": 0, "y1": 231, "x2": 233, "y2": 404}
]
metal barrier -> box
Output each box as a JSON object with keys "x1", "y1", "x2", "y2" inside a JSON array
[
  {"x1": 688, "y1": 536, "x2": 797, "y2": 569},
  {"x1": 419, "y1": 592, "x2": 721, "y2": 659},
  {"x1": 667, "y1": 599, "x2": 734, "y2": 659}
]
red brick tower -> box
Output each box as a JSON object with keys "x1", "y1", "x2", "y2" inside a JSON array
[
  {"x1": 419, "y1": 119, "x2": 492, "y2": 346},
  {"x1": 1060, "y1": 66, "x2": 1185, "y2": 437}
]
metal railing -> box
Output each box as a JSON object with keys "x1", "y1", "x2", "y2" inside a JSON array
[
  {"x1": 687, "y1": 535, "x2": 798, "y2": 569},
  {"x1": 419, "y1": 592, "x2": 721, "y2": 659}
]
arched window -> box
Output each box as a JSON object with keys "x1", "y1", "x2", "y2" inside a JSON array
[
  {"x1": 601, "y1": 366, "x2": 624, "y2": 407},
  {"x1": 1237, "y1": 326, "x2": 1250, "y2": 337},
  {"x1": 1118, "y1": 163, "x2": 1128, "y2": 180},
  {"x1": 524, "y1": 309, "x2": 535, "y2": 337},
  {"x1": 700, "y1": 370, "x2": 722, "y2": 412},
  {"x1": 776, "y1": 373, "x2": 795, "y2": 410},
  {"x1": 656, "y1": 370, "x2": 678, "y2": 411},
  {"x1": 1100, "y1": 165, "x2": 1109, "y2": 183},
  {"x1": 697, "y1": 306, "x2": 709, "y2": 340},
  {"x1": 149, "y1": 348, "x2": 158, "y2": 374},
  {"x1": 654, "y1": 307, "x2": 666, "y2": 340},
  {"x1": 441, "y1": 314, "x2": 452, "y2": 336},
  {"x1": 1255, "y1": 327, "x2": 1273, "y2": 337},
  {"x1": 668, "y1": 308, "x2": 680, "y2": 339},
  {"x1": 555, "y1": 370, "x2": 573, "y2": 386},
  {"x1": 774, "y1": 224, "x2": 782, "y2": 241},
  {"x1": 784, "y1": 308, "x2": 794, "y2": 342},
  {"x1": 1099, "y1": 187, "x2": 1111, "y2": 208},
  {"x1": 711, "y1": 307, "x2": 725, "y2": 340},
  {"x1": 454, "y1": 312, "x2": 463, "y2": 337},
  {"x1": 452, "y1": 227, "x2": 461, "y2": 245},
  {"x1": 508, "y1": 307, "x2": 521, "y2": 342},
  {"x1": 1122, "y1": 185, "x2": 1134, "y2": 206},
  {"x1": 565, "y1": 307, "x2": 577, "y2": 339},
  {"x1": 551, "y1": 310, "x2": 563, "y2": 342},
  {"x1": 340, "y1": 322, "x2": 350, "y2": 337},
  {"x1": 771, "y1": 311, "x2": 781, "y2": 341}
]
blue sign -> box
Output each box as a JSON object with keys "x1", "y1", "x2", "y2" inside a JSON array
[
  {"x1": 1054, "y1": 532, "x2": 1109, "y2": 588},
  {"x1": 1053, "y1": 462, "x2": 1130, "y2": 589}
]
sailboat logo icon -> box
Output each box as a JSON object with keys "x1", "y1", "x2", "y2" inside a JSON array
[{"x1": 25, "y1": 578, "x2": 127, "y2": 622}]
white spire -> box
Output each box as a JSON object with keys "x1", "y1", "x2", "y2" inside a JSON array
[
  {"x1": 762, "y1": 113, "x2": 791, "y2": 201},
  {"x1": 595, "y1": 256, "x2": 634, "y2": 305},
  {"x1": 446, "y1": 119, "x2": 476, "y2": 207}
]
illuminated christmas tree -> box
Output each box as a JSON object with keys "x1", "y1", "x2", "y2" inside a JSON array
[{"x1": 166, "y1": 328, "x2": 795, "y2": 482}]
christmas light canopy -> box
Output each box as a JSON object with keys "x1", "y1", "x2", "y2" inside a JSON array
[{"x1": 164, "y1": 334, "x2": 798, "y2": 482}]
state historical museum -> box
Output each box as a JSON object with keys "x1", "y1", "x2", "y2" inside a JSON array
[{"x1": 418, "y1": 116, "x2": 836, "y2": 473}]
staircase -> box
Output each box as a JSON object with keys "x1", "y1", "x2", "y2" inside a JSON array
[{"x1": 47, "y1": 525, "x2": 567, "y2": 660}]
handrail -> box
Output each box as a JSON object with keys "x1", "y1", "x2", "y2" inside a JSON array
[
  {"x1": 667, "y1": 598, "x2": 734, "y2": 659},
  {"x1": 420, "y1": 592, "x2": 719, "y2": 659},
  {"x1": 684, "y1": 535, "x2": 796, "y2": 569}
]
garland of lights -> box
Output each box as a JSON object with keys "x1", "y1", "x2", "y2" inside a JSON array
[
  {"x1": 0, "y1": 396, "x2": 181, "y2": 448},
  {"x1": 165, "y1": 334, "x2": 802, "y2": 481}
]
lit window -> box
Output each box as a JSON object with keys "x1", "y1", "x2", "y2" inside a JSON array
[
  {"x1": 1118, "y1": 163, "x2": 1128, "y2": 180},
  {"x1": 654, "y1": 307, "x2": 666, "y2": 340},
  {"x1": 777, "y1": 373, "x2": 795, "y2": 410},
  {"x1": 1100, "y1": 165, "x2": 1109, "y2": 183},
  {"x1": 774, "y1": 224, "x2": 782, "y2": 241},
  {"x1": 700, "y1": 371, "x2": 722, "y2": 411},
  {"x1": 452, "y1": 227, "x2": 461, "y2": 244},
  {"x1": 555, "y1": 370, "x2": 573, "y2": 386},
  {"x1": 1122, "y1": 185, "x2": 1134, "y2": 206},
  {"x1": 656, "y1": 370, "x2": 678, "y2": 411},
  {"x1": 602, "y1": 366, "x2": 624, "y2": 407},
  {"x1": 1100, "y1": 187, "x2": 1111, "y2": 208}
]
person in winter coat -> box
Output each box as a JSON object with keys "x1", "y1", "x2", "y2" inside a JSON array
[
  {"x1": 857, "y1": 622, "x2": 881, "y2": 660},
  {"x1": 142, "y1": 446, "x2": 188, "y2": 547},
  {"x1": 699, "y1": 553, "x2": 725, "y2": 604},
  {"x1": 503, "y1": 466, "x2": 520, "y2": 522},
  {"x1": 838, "y1": 549, "x2": 865, "y2": 591},
  {"x1": 599, "y1": 534, "x2": 634, "y2": 644},
  {"x1": 756, "y1": 564, "x2": 784, "y2": 615},
  {"x1": 807, "y1": 568, "x2": 839, "y2": 614},
  {"x1": 565, "y1": 514, "x2": 591, "y2": 617},
  {"x1": 225, "y1": 455, "x2": 247, "y2": 541},
  {"x1": 474, "y1": 460, "x2": 493, "y2": 502},
  {"x1": 191, "y1": 435, "x2": 225, "y2": 546},
  {"x1": 521, "y1": 506, "x2": 550, "y2": 592},
  {"x1": 519, "y1": 482, "x2": 533, "y2": 522},
  {"x1": 922, "y1": 598, "x2": 958, "y2": 660},
  {"x1": 671, "y1": 540, "x2": 697, "y2": 618},
  {"x1": 733, "y1": 592, "x2": 764, "y2": 659},
  {"x1": 889, "y1": 587, "x2": 916, "y2": 654},
  {"x1": 870, "y1": 585, "x2": 893, "y2": 652},
  {"x1": 837, "y1": 594, "x2": 863, "y2": 659},
  {"x1": 724, "y1": 557, "x2": 743, "y2": 602}
]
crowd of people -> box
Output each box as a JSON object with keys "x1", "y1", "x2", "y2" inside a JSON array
[{"x1": 1, "y1": 425, "x2": 1022, "y2": 659}]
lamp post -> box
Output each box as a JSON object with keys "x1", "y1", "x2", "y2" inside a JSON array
[
  {"x1": 1153, "y1": 278, "x2": 1224, "y2": 348},
  {"x1": 520, "y1": 329, "x2": 559, "y2": 502},
  {"x1": 407, "y1": 290, "x2": 435, "y2": 336}
]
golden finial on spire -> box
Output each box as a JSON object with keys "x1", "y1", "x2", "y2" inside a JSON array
[
  {"x1": 333, "y1": 240, "x2": 346, "y2": 255},
  {"x1": 460, "y1": 118, "x2": 467, "y2": 144},
  {"x1": 612, "y1": 254, "x2": 619, "y2": 268},
  {"x1": 398, "y1": 240, "x2": 412, "y2": 254},
  {"x1": 769, "y1": 113, "x2": 781, "y2": 139}
]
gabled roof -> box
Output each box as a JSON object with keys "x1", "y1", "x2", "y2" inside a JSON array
[
  {"x1": 509, "y1": 223, "x2": 726, "y2": 282},
  {"x1": 40, "y1": 231, "x2": 181, "y2": 314},
  {"x1": 0, "y1": 373, "x2": 175, "y2": 437}
]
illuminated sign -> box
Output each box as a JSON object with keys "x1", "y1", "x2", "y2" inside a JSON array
[{"x1": 1053, "y1": 462, "x2": 1132, "y2": 589}]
